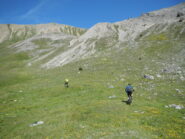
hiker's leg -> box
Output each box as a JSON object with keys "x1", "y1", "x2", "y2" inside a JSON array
[
  {"x1": 65, "y1": 83, "x2": 69, "y2": 88},
  {"x1": 127, "y1": 93, "x2": 130, "y2": 101},
  {"x1": 126, "y1": 92, "x2": 129, "y2": 100},
  {"x1": 127, "y1": 92, "x2": 131, "y2": 99},
  {"x1": 128, "y1": 92, "x2": 132, "y2": 104},
  {"x1": 129, "y1": 95, "x2": 131, "y2": 101},
  {"x1": 130, "y1": 92, "x2": 132, "y2": 100}
]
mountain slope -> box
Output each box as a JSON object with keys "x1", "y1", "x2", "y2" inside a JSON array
[
  {"x1": 0, "y1": 23, "x2": 87, "y2": 68},
  {"x1": 1, "y1": 3, "x2": 184, "y2": 69},
  {"x1": 41, "y1": 2, "x2": 185, "y2": 68}
]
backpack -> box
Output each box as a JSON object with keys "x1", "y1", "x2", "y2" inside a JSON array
[{"x1": 125, "y1": 85, "x2": 133, "y2": 92}]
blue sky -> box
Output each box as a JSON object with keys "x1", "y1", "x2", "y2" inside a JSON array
[{"x1": 0, "y1": 0, "x2": 184, "y2": 28}]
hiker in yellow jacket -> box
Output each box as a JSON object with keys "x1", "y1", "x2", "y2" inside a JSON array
[{"x1": 64, "y1": 79, "x2": 69, "y2": 88}]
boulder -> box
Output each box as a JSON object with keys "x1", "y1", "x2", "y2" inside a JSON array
[
  {"x1": 108, "y1": 95, "x2": 116, "y2": 99},
  {"x1": 156, "y1": 74, "x2": 161, "y2": 78},
  {"x1": 177, "y1": 12, "x2": 184, "y2": 17},
  {"x1": 165, "y1": 104, "x2": 184, "y2": 110},
  {"x1": 144, "y1": 74, "x2": 154, "y2": 80},
  {"x1": 29, "y1": 121, "x2": 44, "y2": 127}
]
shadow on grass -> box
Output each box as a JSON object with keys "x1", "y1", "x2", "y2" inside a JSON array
[{"x1": 122, "y1": 100, "x2": 132, "y2": 105}]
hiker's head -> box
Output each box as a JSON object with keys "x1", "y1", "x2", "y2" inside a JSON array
[
  {"x1": 65, "y1": 79, "x2": 69, "y2": 82},
  {"x1": 128, "y1": 83, "x2": 131, "y2": 86}
]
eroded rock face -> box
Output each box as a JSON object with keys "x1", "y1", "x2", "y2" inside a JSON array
[
  {"x1": 0, "y1": 24, "x2": 11, "y2": 43},
  {"x1": 78, "y1": 23, "x2": 118, "y2": 40},
  {"x1": 0, "y1": 23, "x2": 86, "y2": 43}
]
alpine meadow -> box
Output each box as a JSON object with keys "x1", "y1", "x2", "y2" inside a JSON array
[{"x1": 0, "y1": 2, "x2": 185, "y2": 139}]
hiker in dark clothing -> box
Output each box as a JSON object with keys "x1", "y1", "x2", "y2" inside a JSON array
[{"x1": 125, "y1": 84, "x2": 134, "y2": 104}]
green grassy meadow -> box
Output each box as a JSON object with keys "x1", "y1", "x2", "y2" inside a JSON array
[{"x1": 0, "y1": 29, "x2": 185, "y2": 138}]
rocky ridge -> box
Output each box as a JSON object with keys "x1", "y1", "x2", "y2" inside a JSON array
[{"x1": 42, "y1": 2, "x2": 185, "y2": 68}]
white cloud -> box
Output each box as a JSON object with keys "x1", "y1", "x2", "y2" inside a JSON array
[{"x1": 21, "y1": 0, "x2": 49, "y2": 19}]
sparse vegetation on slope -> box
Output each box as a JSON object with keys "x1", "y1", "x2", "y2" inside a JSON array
[{"x1": 1, "y1": 37, "x2": 185, "y2": 138}]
